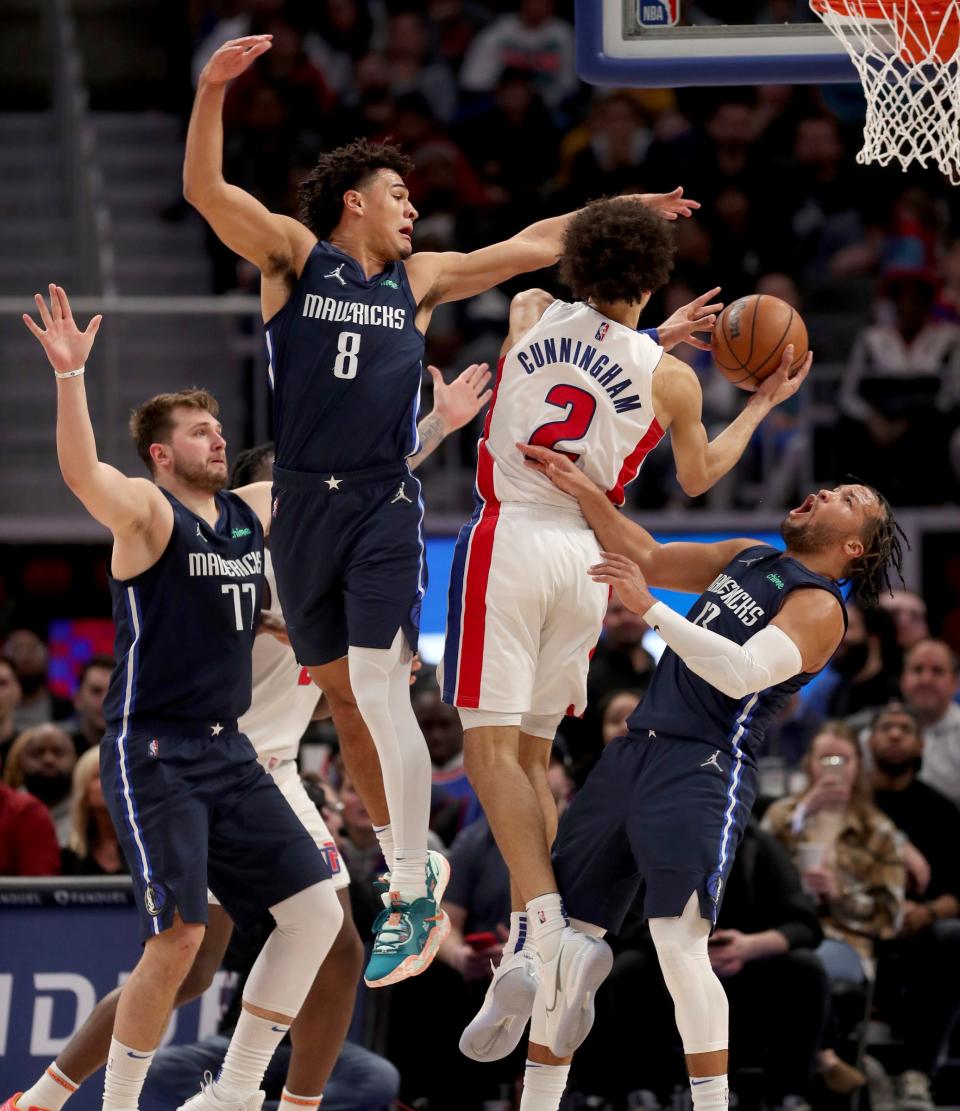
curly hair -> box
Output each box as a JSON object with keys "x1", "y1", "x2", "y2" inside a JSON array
[
  {"x1": 129, "y1": 388, "x2": 219, "y2": 475},
  {"x1": 298, "y1": 139, "x2": 414, "y2": 241},
  {"x1": 559, "y1": 197, "x2": 677, "y2": 306},
  {"x1": 229, "y1": 441, "x2": 275, "y2": 489},
  {"x1": 848, "y1": 484, "x2": 907, "y2": 607}
]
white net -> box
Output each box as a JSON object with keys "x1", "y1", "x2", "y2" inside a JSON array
[{"x1": 810, "y1": 0, "x2": 960, "y2": 183}]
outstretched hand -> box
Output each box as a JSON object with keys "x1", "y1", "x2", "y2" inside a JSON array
[
  {"x1": 657, "y1": 286, "x2": 723, "y2": 352},
  {"x1": 201, "y1": 35, "x2": 273, "y2": 86},
  {"x1": 429, "y1": 363, "x2": 492, "y2": 433},
  {"x1": 22, "y1": 284, "x2": 102, "y2": 375},
  {"x1": 751, "y1": 345, "x2": 813, "y2": 407},
  {"x1": 638, "y1": 187, "x2": 701, "y2": 221}
]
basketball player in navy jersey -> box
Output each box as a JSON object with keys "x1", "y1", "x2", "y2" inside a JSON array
[
  {"x1": 511, "y1": 443, "x2": 904, "y2": 1111},
  {"x1": 183, "y1": 33, "x2": 701, "y2": 985},
  {"x1": 17, "y1": 285, "x2": 346, "y2": 1111}
]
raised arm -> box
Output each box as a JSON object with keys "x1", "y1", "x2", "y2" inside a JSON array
[
  {"x1": 22, "y1": 286, "x2": 167, "y2": 538},
  {"x1": 405, "y1": 189, "x2": 699, "y2": 313},
  {"x1": 655, "y1": 346, "x2": 812, "y2": 497},
  {"x1": 407, "y1": 362, "x2": 493, "y2": 470},
  {"x1": 183, "y1": 36, "x2": 314, "y2": 278},
  {"x1": 516, "y1": 443, "x2": 754, "y2": 593}
]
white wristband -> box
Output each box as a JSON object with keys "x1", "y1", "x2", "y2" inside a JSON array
[{"x1": 54, "y1": 365, "x2": 85, "y2": 379}]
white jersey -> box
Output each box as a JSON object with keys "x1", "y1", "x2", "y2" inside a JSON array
[
  {"x1": 480, "y1": 300, "x2": 665, "y2": 509},
  {"x1": 238, "y1": 549, "x2": 320, "y2": 770}
]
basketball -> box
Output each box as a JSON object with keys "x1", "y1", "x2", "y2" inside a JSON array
[{"x1": 711, "y1": 294, "x2": 809, "y2": 391}]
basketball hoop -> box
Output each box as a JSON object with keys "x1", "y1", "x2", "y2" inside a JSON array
[{"x1": 810, "y1": 0, "x2": 960, "y2": 183}]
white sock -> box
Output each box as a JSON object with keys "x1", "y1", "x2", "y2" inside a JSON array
[
  {"x1": 526, "y1": 893, "x2": 568, "y2": 962},
  {"x1": 215, "y1": 1009, "x2": 290, "y2": 1099},
  {"x1": 519, "y1": 1061, "x2": 570, "y2": 1111},
  {"x1": 505, "y1": 911, "x2": 531, "y2": 956},
  {"x1": 372, "y1": 823, "x2": 395, "y2": 874},
  {"x1": 20, "y1": 1064, "x2": 79, "y2": 1111},
  {"x1": 690, "y1": 1075, "x2": 728, "y2": 1111},
  {"x1": 280, "y1": 1088, "x2": 322, "y2": 1109},
  {"x1": 391, "y1": 848, "x2": 428, "y2": 901},
  {"x1": 102, "y1": 1038, "x2": 154, "y2": 1111}
]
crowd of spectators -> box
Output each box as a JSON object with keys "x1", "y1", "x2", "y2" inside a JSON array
[
  {"x1": 175, "y1": 0, "x2": 960, "y2": 510},
  {"x1": 2, "y1": 597, "x2": 959, "y2": 1109}
]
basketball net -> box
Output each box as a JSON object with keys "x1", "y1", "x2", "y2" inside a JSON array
[{"x1": 810, "y1": 0, "x2": 960, "y2": 183}]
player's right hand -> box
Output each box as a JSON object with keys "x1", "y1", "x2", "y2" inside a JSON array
[
  {"x1": 23, "y1": 284, "x2": 102, "y2": 375},
  {"x1": 751, "y1": 344, "x2": 813, "y2": 409},
  {"x1": 517, "y1": 442, "x2": 594, "y2": 499},
  {"x1": 201, "y1": 35, "x2": 273, "y2": 86}
]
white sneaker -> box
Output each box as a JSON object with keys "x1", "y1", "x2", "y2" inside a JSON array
[
  {"x1": 540, "y1": 927, "x2": 613, "y2": 1059},
  {"x1": 176, "y1": 1073, "x2": 266, "y2": 1111},
  {"x1": 897, "y1": 1070, "x2": 934, "y2": 1111},
  {"x1": 459, "y1": 948, "x2": 540, "y2": 1062}
]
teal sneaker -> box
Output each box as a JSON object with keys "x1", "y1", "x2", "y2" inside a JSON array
[
  {"x1": 372, "y1": 849, "x2": 450, "y2": 906},
  {"x1": 363, "y1": 894, "x2": 451, "y2": 987}
]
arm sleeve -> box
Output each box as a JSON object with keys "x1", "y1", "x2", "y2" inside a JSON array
[{"x1": 644, "y1": 601, "x2": 803, "y2": 699}]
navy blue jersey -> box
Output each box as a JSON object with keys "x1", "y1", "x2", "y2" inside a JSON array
[
  {"x1": 103, "y1": 490, "x2": 264, "y2": 725},
  {"x1": 264, "y1": 241, "x2": 425, "y2": 473},
  {"x1": 629, "y1": 545, "x2": 846, "y2": 763}
]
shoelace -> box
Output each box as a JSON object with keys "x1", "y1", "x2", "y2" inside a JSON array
[{"x1": 373, "y1": 907, "x2": 413, "y2": 953}]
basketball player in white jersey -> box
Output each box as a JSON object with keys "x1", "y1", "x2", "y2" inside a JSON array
[
  {"x1": 7, "y1": 366, "x2": 490, "y2": 1111},
  {"x1": 442, "y1": 198, "x2": 812, "y2": 1064}
]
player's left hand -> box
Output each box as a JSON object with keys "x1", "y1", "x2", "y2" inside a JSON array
[
  {"x1": 429, "y1": 363, "x2": 492, "y2": 434},
  {"x1": 634, "y1": 186, "x2": 701, "y2": 221},
  {"x1": 589, "y1": 551, "x2": 656, "y2": 615},
  {"x1": 657, "y1": 287, "x2": 723, "y2": 352},
  {"x1": 23, "y1": 284, "x2": 102, "y2": 375}
]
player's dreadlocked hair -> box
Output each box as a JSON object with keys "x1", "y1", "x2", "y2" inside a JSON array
[
  {"x1": 847, "y1": 484, "x2": 907, "y2": 608},
  {"x1": 298, "y1": 139, "x2": 414, "y2": 241},
  {"x1": 559, "y1": 197, "x2": 677, "y2": 306},
  {"x1": 229, "y1": 442, "x2": 275, "y2": 489}
]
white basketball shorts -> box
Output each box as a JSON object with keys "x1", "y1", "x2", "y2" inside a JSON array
[{"x1": 439, "y1": 503, "x2": 607, "y2": 716}]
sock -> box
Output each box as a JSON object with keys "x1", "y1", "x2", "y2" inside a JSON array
[
  {"x1": 505, "y1": 911, "x2": 531, "y2": 955},
  {"x1": 373, "y1": 823, "x2": 395, "y2": 874},
  {"x1": 526, "y1": 893, "x2": 568, "y2": 962},
  {"x1": 280, "y1": 1089, "x2": 322, "y2": 1109},
  {"x1": 215, "y1": 1009, "x2": 291, "y2": 1099},
  {"x1": 20, "y1": 1064, "x2": 78, "y2": 1111},
  {"x1": 102, "y1": 1038, "x2": 154, "y2": 1111},
  {"x1": 690, "y1": 1075, "x2": 728, "y2": 1111},
  {"x1": 519, "y1": 1061, "x2": 570, "y2": 1111},
  {"x1": 391, "y1": 848, "x2": 428, "y2": 901}
]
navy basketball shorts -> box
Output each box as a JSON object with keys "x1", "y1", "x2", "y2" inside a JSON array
[
  {"x1": 101, "y1": 719, "x2": 330, "y2": 942},
  {"x1": 270, "y1": 462, "x2": 426, "y2": 666},
  {"x1": 553, "y1": 730, "x2": 758, "y2": 933}
]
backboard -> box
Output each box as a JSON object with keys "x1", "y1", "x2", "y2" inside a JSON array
[{"x1": 576, "y1": 0, "x2": 860, "y2": 86}]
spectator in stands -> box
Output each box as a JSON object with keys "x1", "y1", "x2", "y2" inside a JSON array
[
  {"x1": 763, "y1": 723, "x2": 905, "y2": 1094},
  {"x1": 305, "y1": 0, "x2": 386, "y2": 102},
  {"x1": 868, "y1": 701, "x2": 960, "y2": 1110},
  {"x1": 839, "y1": 271, "x2": 960, "y2": 504},
  {"x1": 381, "y1": 10, "x2": 458, "y2": 123},
  {"x1": 902, "y1": 639, "x2": 960, "y2": 806},
  {"x1": 4, "y1": 723, "x2": 77, "y2": 846},
  {"x1": 413, "y1": 681, "x2": 483, "y2": 843},
  {"x1": 0, "y1": 780, "x2": 60, "y2": 876},
  {"x1": 561, "y1": 92, "x2": 653, "y2": 207},
  {"x1": 67, "y1": 655, "x2": 113, "y2": 757},
  {"x1": 61, "y1": 747, "x2": 126, "y2": 876},
  {"x1": 4, "y1": 629, "x2": 71, "y2": 728},
  {"x1": 881, "y1": 589, "x2": 931, "y2": 652},
  {"x1": 459, "y1": 0, "x2": 577, "y2": 111},
  {"x1": 0, "y1": 656, "x2": 22, "y2": 770},
  {"x1": 571, "y1": 823, "x2": 828, "y2": 1108},
  {"x1": 806, "y1": 602, "x2": 901, "y2": 724},
  {"x1": 599, "y1": 688, "x2": 642, "y2": 747},
  {"x1": 426, "y1": 0, "x2": 489, "y2": 72}
]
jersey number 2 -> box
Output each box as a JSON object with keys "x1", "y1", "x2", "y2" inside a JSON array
[
  {"x1": 333, "y1": 331, "x2": 361, "y2": 379},
  {"x1": 528, "y1": 385, "x2": 597, "y2": 461}
]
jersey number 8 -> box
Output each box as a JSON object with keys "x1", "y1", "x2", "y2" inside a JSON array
[{"x1": 333, "y1": 330, "x2": 361, "y2": 379}]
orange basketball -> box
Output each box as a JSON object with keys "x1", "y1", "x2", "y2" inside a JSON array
[{"x1": 711, "y1": 294, "x2": 809, "y2": 391}]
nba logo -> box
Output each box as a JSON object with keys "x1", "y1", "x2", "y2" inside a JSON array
[
  {"x1": 636, "y1": 0, "x2": 679, "y2": 26},
  {"x1": 147, "y1": 738, "x2": 159, "y2": 758},
  {"x1": 595, "y1": 322, "x2": 609, "y2": 342}
]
